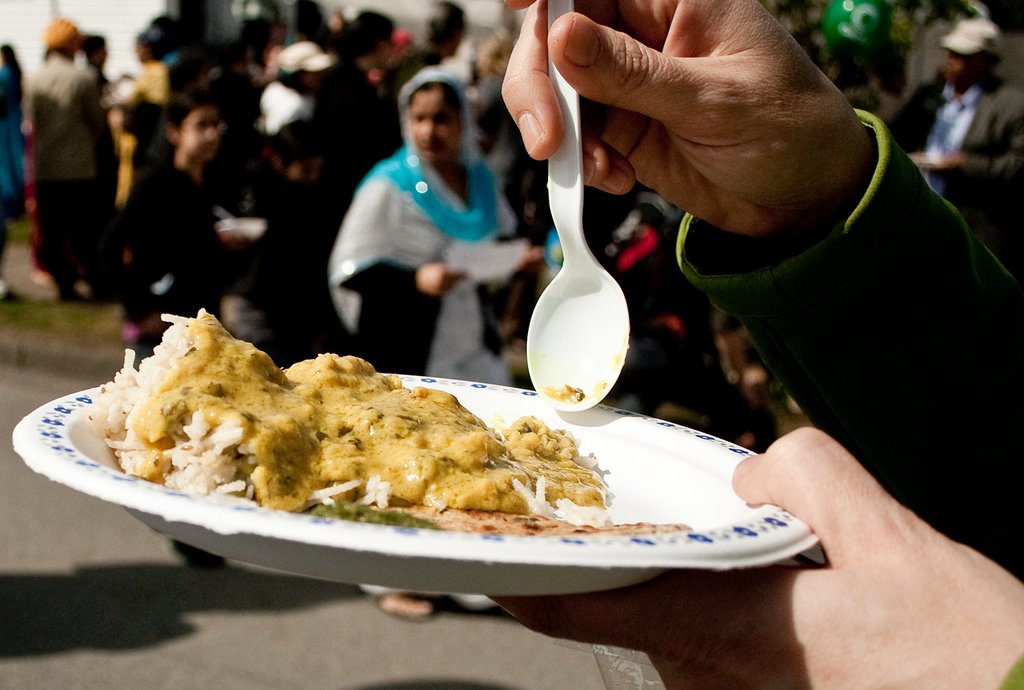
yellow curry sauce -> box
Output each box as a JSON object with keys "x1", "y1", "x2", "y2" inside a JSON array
[{"x1": 128, "y1": 313, "x2": 605, "y2": 514}]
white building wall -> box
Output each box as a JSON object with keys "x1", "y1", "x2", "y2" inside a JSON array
[
  {"x1": 1, "y1": 0, "x2": 167, "y2": 78},
  {"x1": 324, "y1": 0, "x2": 515, "y2": 40}
]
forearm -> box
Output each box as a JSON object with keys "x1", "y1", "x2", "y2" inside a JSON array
[{"x1": 679, "y1": 112, "x2": 1024, "y2": 573}]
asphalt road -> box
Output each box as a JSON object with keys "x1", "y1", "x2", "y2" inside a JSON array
[{"x1": 1, "y1": 363, "x2": 607, "y2": 689}]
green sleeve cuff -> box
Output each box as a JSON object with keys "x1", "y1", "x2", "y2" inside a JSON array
[
  {"x1": 671, "y1": 108, "x2": 1024, "y2": 571},
  {"x1": 677, "y1": 110, "x2": 942, "y2": 317},
  {"x1": 1000, "y1": 653, "x2": 1024, "y2": 690}
]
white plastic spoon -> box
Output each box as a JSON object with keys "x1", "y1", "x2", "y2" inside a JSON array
[{"x1": 526, "y1": 0, "x2": 631, "y2": 412}]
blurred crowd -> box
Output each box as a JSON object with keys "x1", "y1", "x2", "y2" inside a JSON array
[{"x1": 1, "y1": 2, "x2": 1020, "y2": 455}]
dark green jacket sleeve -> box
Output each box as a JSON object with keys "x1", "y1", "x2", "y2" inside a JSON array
[{"x1": 679, "y1": 111, "x2": 1024, "y2": 577}]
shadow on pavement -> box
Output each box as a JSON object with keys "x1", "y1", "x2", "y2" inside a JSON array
[{"x1": 0, "y1": 562, "x2": 362, "y2": 656}]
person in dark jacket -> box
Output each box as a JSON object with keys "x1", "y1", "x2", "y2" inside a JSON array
[
  {"x1": 223, "y1": 119, "x2": 347, "y2": 367},
  {"x1": 387, "y1": 1, "x2": 466, "y2": 98},
  {"x1": 889, "y1": 16, "x2": 1024, "y2": 278},
  {"x1": 313, "y1": 11, "x2": 402, "y2": 229},
  {"x1": 101, "y1": 90, "x2": 243, "y2": 358}
]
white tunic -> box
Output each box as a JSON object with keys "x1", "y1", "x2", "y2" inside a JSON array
[{"x1": 328, "y1": 167, "x2": 518, "y2": 385}]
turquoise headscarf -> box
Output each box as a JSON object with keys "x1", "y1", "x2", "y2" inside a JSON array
[{"x1": 359, "y1": 67, "x2": 499, "y2": 242}]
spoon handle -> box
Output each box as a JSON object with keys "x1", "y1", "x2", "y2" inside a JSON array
[{"x1": 547, "y1": 0, "x2": 588, "y2": 266}]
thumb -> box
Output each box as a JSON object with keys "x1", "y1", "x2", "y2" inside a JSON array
[
  {"x1": 732, "y1": 427, "x2": 920, "y2": 567},
  {"x1": 549, "y1": 14, "x2": 689, "y2": 124}
]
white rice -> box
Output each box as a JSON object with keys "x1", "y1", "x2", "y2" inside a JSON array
[
  {"x1": 513, "y1": 475, "x2": 611, "y2": 527},
  {"x1": 422, "y1": 495, "x2": 448, "y2": 511},
  {"x1": 90, "y1": 312, "x2": 611, "y2": 525},
  {"x1": 304, "y1": 479, "x2": 362, "y2": 508},
  {"x1": 554, "y1": 499, "x2": 613, "y2": 528},
  {"x1": 309, "y1": 479, "x2": 362, "y2": 502},
  {"x1": 356, "y1": 475, "x2": 391, "y2": 509},
  {"x1": 91, "y1": 316, "x2": 211, "y2": 483},
  {"x1": 90, "y1": 314, "x2": 260, "y2": 500},
  {"x1": 574, "y1": 451, "x2": 600, "y2": 471},
  {"x1": 513, "y1": 476, "x2": 553, "y2": 517},
  {"x1": 92, "y1": 322, "x2": 391, "y2": 505},
  {"x1": 164, "y1": 410, "x2": 244, "y2": 495}
]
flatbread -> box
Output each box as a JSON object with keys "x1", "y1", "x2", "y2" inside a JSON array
[{"x1": 390, "y1": 505, "x2": 691, "y2": 537}]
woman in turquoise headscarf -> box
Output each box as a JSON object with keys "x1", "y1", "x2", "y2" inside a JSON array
[
  {"x1": 0, "y1": 45, "x2": 24, "y2": 220},
  {"x1": 329, "y1": 66, "x2": 535, "y2": 382},
  {"x1": 0, "y1": 45, "x2": 25, "y2": 300}
]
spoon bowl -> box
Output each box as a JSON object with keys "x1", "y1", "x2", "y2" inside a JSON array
[
  {"x1": 526, "y1": 0, "x2": 630, "y2": 412},
  {"x1": 527, "y1": 261, "x2": 630, "y2": 412}
]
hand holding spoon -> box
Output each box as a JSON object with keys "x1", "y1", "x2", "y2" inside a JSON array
[{"x1": 526, "y1": 0, "x2": 631, "y2": 412}]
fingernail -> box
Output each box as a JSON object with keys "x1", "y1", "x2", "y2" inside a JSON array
[
  {"x1": 605, "y1": 160, "x2": 633, "y2": 193},
  {"x1": 595, "y1": 156, "x2": 633, "y2": 194},
  {"x1": 563, "y1": 17, "x2": 600, "y2": 67},
  {"x1": 517, "y1": 112, "x2": 544, "y2": 155}
]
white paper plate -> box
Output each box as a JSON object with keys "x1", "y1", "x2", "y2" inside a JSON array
[{"x1": 12, "y1": 378, "x2": 817, "y2": 595}]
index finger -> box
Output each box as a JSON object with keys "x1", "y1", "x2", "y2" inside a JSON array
[{"x1": 501, "y1": 1, "x2": 565, "y2": 159}]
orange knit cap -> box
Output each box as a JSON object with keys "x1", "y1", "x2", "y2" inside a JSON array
[{"x1": 43, "y1": 18, "x2": 82, "y2": 51}]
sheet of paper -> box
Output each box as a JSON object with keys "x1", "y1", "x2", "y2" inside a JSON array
[{"x1": 444, "y1": 238, "x2": 530, "y2": 284}]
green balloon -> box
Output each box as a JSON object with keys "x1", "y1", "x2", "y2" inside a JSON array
[{"x1": 823, "y1": 0, "x2": 893, "y2": 59}]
